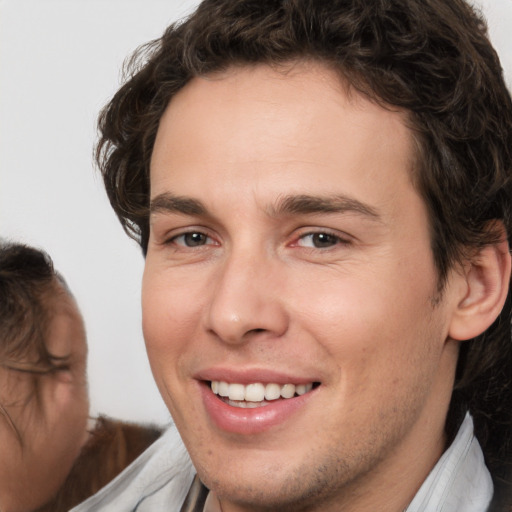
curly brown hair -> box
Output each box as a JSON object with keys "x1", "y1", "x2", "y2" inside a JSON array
[{"x1": 96, "y1": 0, "x2": 512, "y2": 504}]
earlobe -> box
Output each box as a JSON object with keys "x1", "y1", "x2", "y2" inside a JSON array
[{"x1": 449, "y1": 236, "x2": 511, "y2": 341}]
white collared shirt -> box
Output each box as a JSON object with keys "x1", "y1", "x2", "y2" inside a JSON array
[
  {"x1": 406, "y1": 413, "x2": 493, "y2": 512},
  {"x1": 71, "y1": 413, "x2": 492, "y2": 512}
]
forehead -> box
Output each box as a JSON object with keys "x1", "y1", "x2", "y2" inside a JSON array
[{"x1": 150, "y1": 61, "x2": 415, "y2": 207}]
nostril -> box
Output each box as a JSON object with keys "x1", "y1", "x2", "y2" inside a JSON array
[{"x1": 248, "y1": 328, "x2": 266, "y2": 335}]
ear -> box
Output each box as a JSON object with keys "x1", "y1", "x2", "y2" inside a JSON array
[{"x1": 449, "y1": 232, "x2": 511, "y2": 342}]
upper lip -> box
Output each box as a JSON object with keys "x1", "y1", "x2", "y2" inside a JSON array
[{"x1": 195, "y1": 367, "x2": 320, "y2": 386}]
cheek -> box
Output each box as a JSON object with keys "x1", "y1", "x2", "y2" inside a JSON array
[
  {"x1": 143, "y1": 267, "x2": 193, "y2": 343},
  {"x1": 39, "y1": 377, "x2": 89, "y2": 464},
  {"x1": 141, "y1": 267, "x2": 207, "y2": 400},
  {"x1": 293, "y1": 268, "x2": 442, "y2": 378}
]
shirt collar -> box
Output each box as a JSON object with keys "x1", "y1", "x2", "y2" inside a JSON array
[{"x1": 406, "y1": 412, "x2": 493, "y2": 512}]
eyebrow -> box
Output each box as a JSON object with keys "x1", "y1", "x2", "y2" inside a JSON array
[
  {"x1": 149, "y1": 192, "x2": 381, "y2": 220},
  {"x1": 269, "y1": 194, "x2": 381, "y2": 219},
  {"x1": 150, "y1": 193, "x2": 207, "y2": 216}
]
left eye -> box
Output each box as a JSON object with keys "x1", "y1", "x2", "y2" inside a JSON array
[
  {"x1": 172, "y1": 232, "x2": 212, "y2": 247},
  {"x1": 297, "y1": 232, "x2": 344, "y2": 248}
]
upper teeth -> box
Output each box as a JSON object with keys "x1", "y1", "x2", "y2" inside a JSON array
[{"x1": 211, "y1": 381, "x2": 313, "y2": 402}]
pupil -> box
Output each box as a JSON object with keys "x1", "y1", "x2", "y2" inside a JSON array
[
  {"x1": 313, "y1": 233, "x2": 336, "y2": 247},
  {"x1": 185, "y1": 233, "x2": 206, "y2": 246}
]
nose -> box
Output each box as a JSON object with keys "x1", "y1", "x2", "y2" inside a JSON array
[{"x1": 204, "y1": 248, "x2": 289, "y2": 345}]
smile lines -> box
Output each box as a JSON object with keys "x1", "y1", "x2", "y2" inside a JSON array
[{"x1": 210, "y1": 381, "x2": 314, "y2": 403}]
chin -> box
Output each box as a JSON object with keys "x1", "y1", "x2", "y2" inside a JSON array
[{"x1": 194, "y1": 449, "x2": 354, "y2": 512}]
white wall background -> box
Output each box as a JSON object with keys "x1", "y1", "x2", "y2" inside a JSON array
[{"x1": 1, "y1": 0, "x2": 511, "y2": 425}]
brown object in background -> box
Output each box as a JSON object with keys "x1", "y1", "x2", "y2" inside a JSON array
[{"x1": 37, "y1": 416, "x2": 163, "y2": 512}]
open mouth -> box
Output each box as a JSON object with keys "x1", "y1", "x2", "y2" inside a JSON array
[{"x1": 209, "y1": 381, "x2": 320, "y2": 408}]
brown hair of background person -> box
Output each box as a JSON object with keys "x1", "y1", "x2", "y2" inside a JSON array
[
  {"x1": 0, "y1": 241, "x2": 161, "y2": 512},
  {"x1": 95, "y1": 0, "x2": 512, "y2": 507}
]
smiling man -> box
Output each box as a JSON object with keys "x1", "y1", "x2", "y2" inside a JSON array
[{"x1": 73, "y1": 1, "x2": 512, "y2": 511}]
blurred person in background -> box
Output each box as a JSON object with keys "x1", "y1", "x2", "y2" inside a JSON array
[{"x1": 0, "y1": 240, "x2": 162, "y2": 512}]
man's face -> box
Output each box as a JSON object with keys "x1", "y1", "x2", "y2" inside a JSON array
[
  {"x1": 143, "y1": 62, "x2": 462, "y2": 511},
  {"x1": 0, "y1": 284, "x2": 89, "y2": 512}
]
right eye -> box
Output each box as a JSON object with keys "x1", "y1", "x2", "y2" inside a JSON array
[{"x1": 170, "y1": 231, "x2": 215, "y2": 247}]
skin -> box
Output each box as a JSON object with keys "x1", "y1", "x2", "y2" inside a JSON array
[
  {"x1": 0, "y1": 282, "x2": 89, "y2": 512},
  {"x1": 142, "y1": 62, "x2": 475, "y2": 512}
]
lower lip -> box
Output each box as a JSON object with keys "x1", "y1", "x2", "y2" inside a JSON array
[{"x1": 200, "y1": 382, "x2": 316, "y2": 435}]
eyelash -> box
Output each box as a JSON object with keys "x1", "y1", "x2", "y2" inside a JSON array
[
  {"x1": 167, "y1": 231, "x2": 217, "y2": 248},
  {"x1": 293, "y1": 230, "x2": 351, "y2": 250}
]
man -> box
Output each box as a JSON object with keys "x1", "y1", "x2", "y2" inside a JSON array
[
  {"x1": 73, "y1": 0, "x2": 512, "y2": 510},
  {"x1": 0, "y1": 241, "x2": 162, "y2": 512}
]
